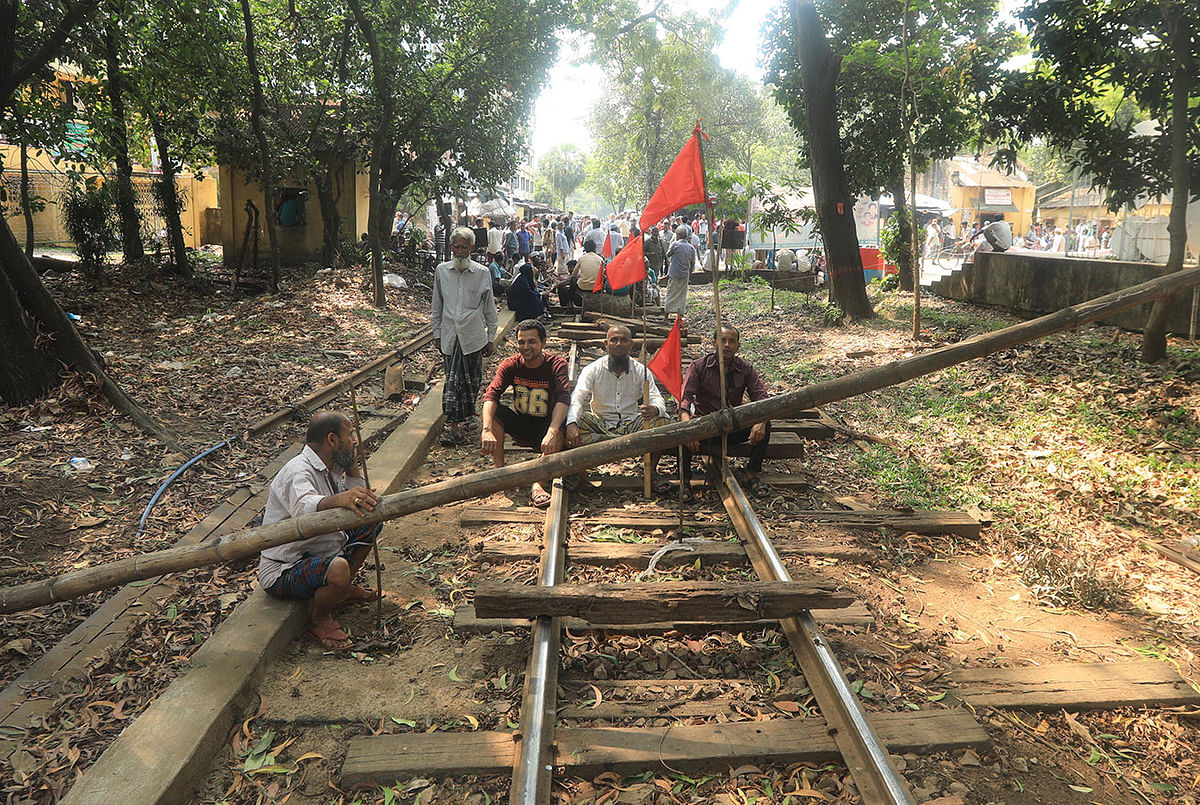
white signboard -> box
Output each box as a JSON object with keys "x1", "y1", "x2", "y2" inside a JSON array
[{"x1": 984, "y1": 188, "x2": 1012, "y2": 206}]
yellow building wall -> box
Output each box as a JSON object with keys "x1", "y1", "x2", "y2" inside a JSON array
[
  {"x1": 949, "y1": 184, "x2": 1035, "y2": 235},
  {"x1": 219, "y1": 161, "x2": 362, "y2": 267},
  {"x1": 1, "y1": 143, "x2": 219, "y2": 250}
]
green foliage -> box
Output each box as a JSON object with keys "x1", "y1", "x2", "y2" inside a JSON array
[
  {"x1": 59, "y1": 177, "x2": 119, "y2": 274},
  {"x1": 585, "y1": 3, "x2": 802, "y2": 211},
  {"x1": 878, "y1": 206, "x2": 911, "y2": 266},
  {"x1": 763, "y1": 0, "x2": 1018, "y2": 199},
  {"x1": 536, "y1": 144, "x2": 587, "y2": 210},
  {"x1": 981, "y1": 0, "x2": 1199, "y2": 211}
]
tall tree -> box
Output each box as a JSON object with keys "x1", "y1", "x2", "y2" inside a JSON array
[
  {"x1": 0, "y1": 0, "x2": 180, "y2": 447},
  {"x1": 536, "y1": 144, "x2": 586, "y2": 210},
  {"x1": 239, "y1": 0, "x2": 282, "y2": 290},
  {"x1": 100, "y1": 17, "x2": 144, "y2": 264},
  {"x1": 586, "y1": 3, "x2": 794, "y2": 212},
  {"x1": 982, "y1": 0, "x2": 1198, "y2": 361},
  {"x1": 348, "y1": 0, "x2": 570, "y2": 306},
  {"x1": 763, "y1": 0, "x2": 872, "y2": 319}
]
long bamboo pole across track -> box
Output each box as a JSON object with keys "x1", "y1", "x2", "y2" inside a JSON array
[{"x1": 3, "y1": 267, "x2": 1198, "y2": 614}]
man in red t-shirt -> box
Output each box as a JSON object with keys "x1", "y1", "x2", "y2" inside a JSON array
[{"x1": 481, "y1": 319, "x2": 571, "y2": 508}]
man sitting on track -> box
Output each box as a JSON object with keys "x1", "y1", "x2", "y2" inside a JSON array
[
  {"x1": 480, "y1": 319, "x2": 571, "y2": 508},
  {"x1": 258, "y1": 411, "x2": 381, "y2": 650},
  {"x1": 679, "y1": 325, "x2": 773, "y2": 501},
  {"x1": 565, "y1": 325, "x2": 671, "y2": 491}
]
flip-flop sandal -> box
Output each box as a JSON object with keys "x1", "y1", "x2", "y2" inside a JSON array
[
  {"x1": 530, "y1": 487, "x2": 552, "y2": 509},
  {"x1": 744, "y1": 477, "x2": 772, "y2": 498},
  {"x1": 307, "y1": 620, "x2": 352, "y2": 650},
  {"x1": 652, "y1": 480, "x2": 674, "y2": 496},
  {"x1": 679, "y1": 485, "x2": 696, "y2": 504},
  {"x1": 345, "y1": 585, "x2": 380, "y2": 602}
]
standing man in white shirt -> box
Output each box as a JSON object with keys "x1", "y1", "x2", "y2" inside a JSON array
[
  {"x1": 565, "y1": 325, "x2": 671, "y2": 490},
  {"x1": 486, "y1": 219, "x2": 506, "y2": 265},
  {"x1": 432, "y1": 227, "x2": 499, "y2": 446}
]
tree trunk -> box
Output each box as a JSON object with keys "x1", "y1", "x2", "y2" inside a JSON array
[
  {"x1": 19, "y1": 136, "x2": 33, "y2": 259},
  {"x1": 889, "y1": 179, "x2": 914, "y2": 292},
  {"x1": 103, "y1": 26, "x2": 144, "y2": 266},
  {"x1": 149, "y1": 115, "x2": 190, "y2": 277},
  {"x1": 9, "y1": 262, "x2": 1200, "y2": 613},
  {"x1": 313, "y1": 161, "x2": 341, "y2": 266},
  {"x1": 347, "y1": 0, "x2": 394, "y2": 308},
  {"x1": 1141, "y1": 12, "x2": 1193, "y2": 363},
  {"x1": 0, "y1": 258, "x2": 61, "y2": 403},
  {"x1": 790, "y1": 0, "x2": 872, "y2": 320},
  {"x1": 0, "y1": 218, "x2": 182, "y2": 448},
  {"x1": 239, "y1": 0, "x2": 282, "y2": 292}
]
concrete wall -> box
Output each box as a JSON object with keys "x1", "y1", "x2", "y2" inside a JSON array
[{"x1": 934, "y1": 251, "x2": 1197, "y2": 334}]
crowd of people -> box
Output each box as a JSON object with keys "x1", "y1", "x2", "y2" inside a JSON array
[
  {"x1": 925, "y1": 217, "x2": 1113, "y2": 259},
  {"x1": 453, "y1": 211, "x2": 751, "y2": 331}
]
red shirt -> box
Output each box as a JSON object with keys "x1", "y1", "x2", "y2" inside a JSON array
[
  {"x1": 680, "y1": 353, "x2": 769, "y2": 416},
  {"x1": 483, "y1": 353, "x2": 571, "y2": 420}
]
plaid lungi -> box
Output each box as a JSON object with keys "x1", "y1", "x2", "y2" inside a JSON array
[{"x1": 442, "y1": 343, "x2": 484, "y2": 424}]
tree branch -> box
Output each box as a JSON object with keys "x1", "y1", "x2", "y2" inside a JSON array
[{"x1": 0, "y1": 0, "x2": 96, "y2": 106}]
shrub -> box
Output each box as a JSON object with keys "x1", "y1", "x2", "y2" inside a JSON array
[{"x1": 59, "y1": 177, "x2": 119, "y2": 276}]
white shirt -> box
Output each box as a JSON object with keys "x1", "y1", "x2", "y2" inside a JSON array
[
  {"x1": 431, "y1": 260, "x2": 499, "y2": 356},
  {"x1": 568, "y1": 357, "x2": 666, "y2": 428},
  {"x1": 487, "y1": 227, "x2": 505, "y2": 254},
  {"x1": 257, "y1": 445, "x2": 367, "y2": 589}
]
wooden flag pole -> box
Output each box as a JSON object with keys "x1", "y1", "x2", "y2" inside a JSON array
[
  {"x1": 640, "y1": 237, "x2": 653, "y2": 499},
  {"x1": 349, "y1": 383, "x2": 383, "y2": 630},
  {"x1": 696, "y1": 121, "x2": 728, "y2": 473}
]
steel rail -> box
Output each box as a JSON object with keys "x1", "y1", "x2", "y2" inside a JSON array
[
  {"x1": 509, "y1": 479, "x2": 568, "y2": 804},
  {"x1": 720, "y1": 471, "x2": 914, "y2": 804},
  {"x1": 243, "y1": 327, "x2": 434, "y2": 439}
]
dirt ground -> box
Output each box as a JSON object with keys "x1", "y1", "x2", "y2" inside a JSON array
[{"x1": 4, "y1": 265, "x2": 1199, "y2": 804}]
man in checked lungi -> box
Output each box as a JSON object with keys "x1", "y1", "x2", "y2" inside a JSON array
[
  {"x1": 432, "y1": 227, "x2": 499, "y2": 446},
  {"x1": 258, "y1": 412, "x2": 382, "y2": 651}
]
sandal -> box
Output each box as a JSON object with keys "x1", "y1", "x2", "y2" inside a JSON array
[
  {"x1": 344, "y1": 584, "x2": 380, "y2": 602},
  {"x1": 530, "y1": 484, "x2": 552, "y2": 509},
  {"x1": 307, "y1": 619, "x2": 352, "y2": 650},
  {"x1": 743, "y1": 476, "x2": 772, "y2": 498},
  {"x1": 679, "y1": 484, "x2": 696, "y2": 504},
  {"x1": 652, "y1": 480, "x2": 674, "y2": 496}
]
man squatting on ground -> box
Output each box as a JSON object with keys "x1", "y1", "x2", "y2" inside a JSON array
[
  {"x1": 565, "y1": 325, "x2": 672, "y2": 490},
  {"x1": 480, "y1": 319, "x2": 571, "y2": 509},
  {"x1": 432, "y1": 226, "x2": 499, "y2": 446},
  {"x1": 258, "y1": 412, "x2": 382, "y2": 650},
  {"x1": 679, "y1": 325, "x2": 773, "y2": 501}
]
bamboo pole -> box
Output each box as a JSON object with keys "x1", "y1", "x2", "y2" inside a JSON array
[
  {"x1": 696, "y1": 122, "x2": 728, "y2": 471},
  {"x1": 349, "y1": 384, "x2": 382, "y2": 630},
  {"x1": 641, "y1": 252, "x2": 653, "y2": 499},
  {"x1": 5, "y1": 266, "x2": 1200, "y2": 614}
]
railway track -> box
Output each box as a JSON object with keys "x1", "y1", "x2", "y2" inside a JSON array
[{"x1": 13, "y1": 310, "x2": 1200, "y2": 804}]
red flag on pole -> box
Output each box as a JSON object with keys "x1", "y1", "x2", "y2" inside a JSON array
[
  {"x1": 639, "y1": 127, "x2": 707, "y2": 230},
  {"x1": 648, "y1": 317, "x2": 684, "y2": 401},
  {"x1": 604, "y1": 233, "x2": 645, "y2": 292},
  {"x1": 601, "y1": 231, "x2": 612, "y2": 258}
]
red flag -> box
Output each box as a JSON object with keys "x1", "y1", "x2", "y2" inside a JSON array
[
  {"x1": 601, "y1": 230, "x2": 612, "y2": 258},
  {"x1": 648, "y1": 317, "x2": 684, "y2": 401},
  {"x1": 604, "y1": 233, "x2": 646, "y2": 291},
  {"x1": 639, "y1": 130, "x2": 706, "y2": 230}
]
